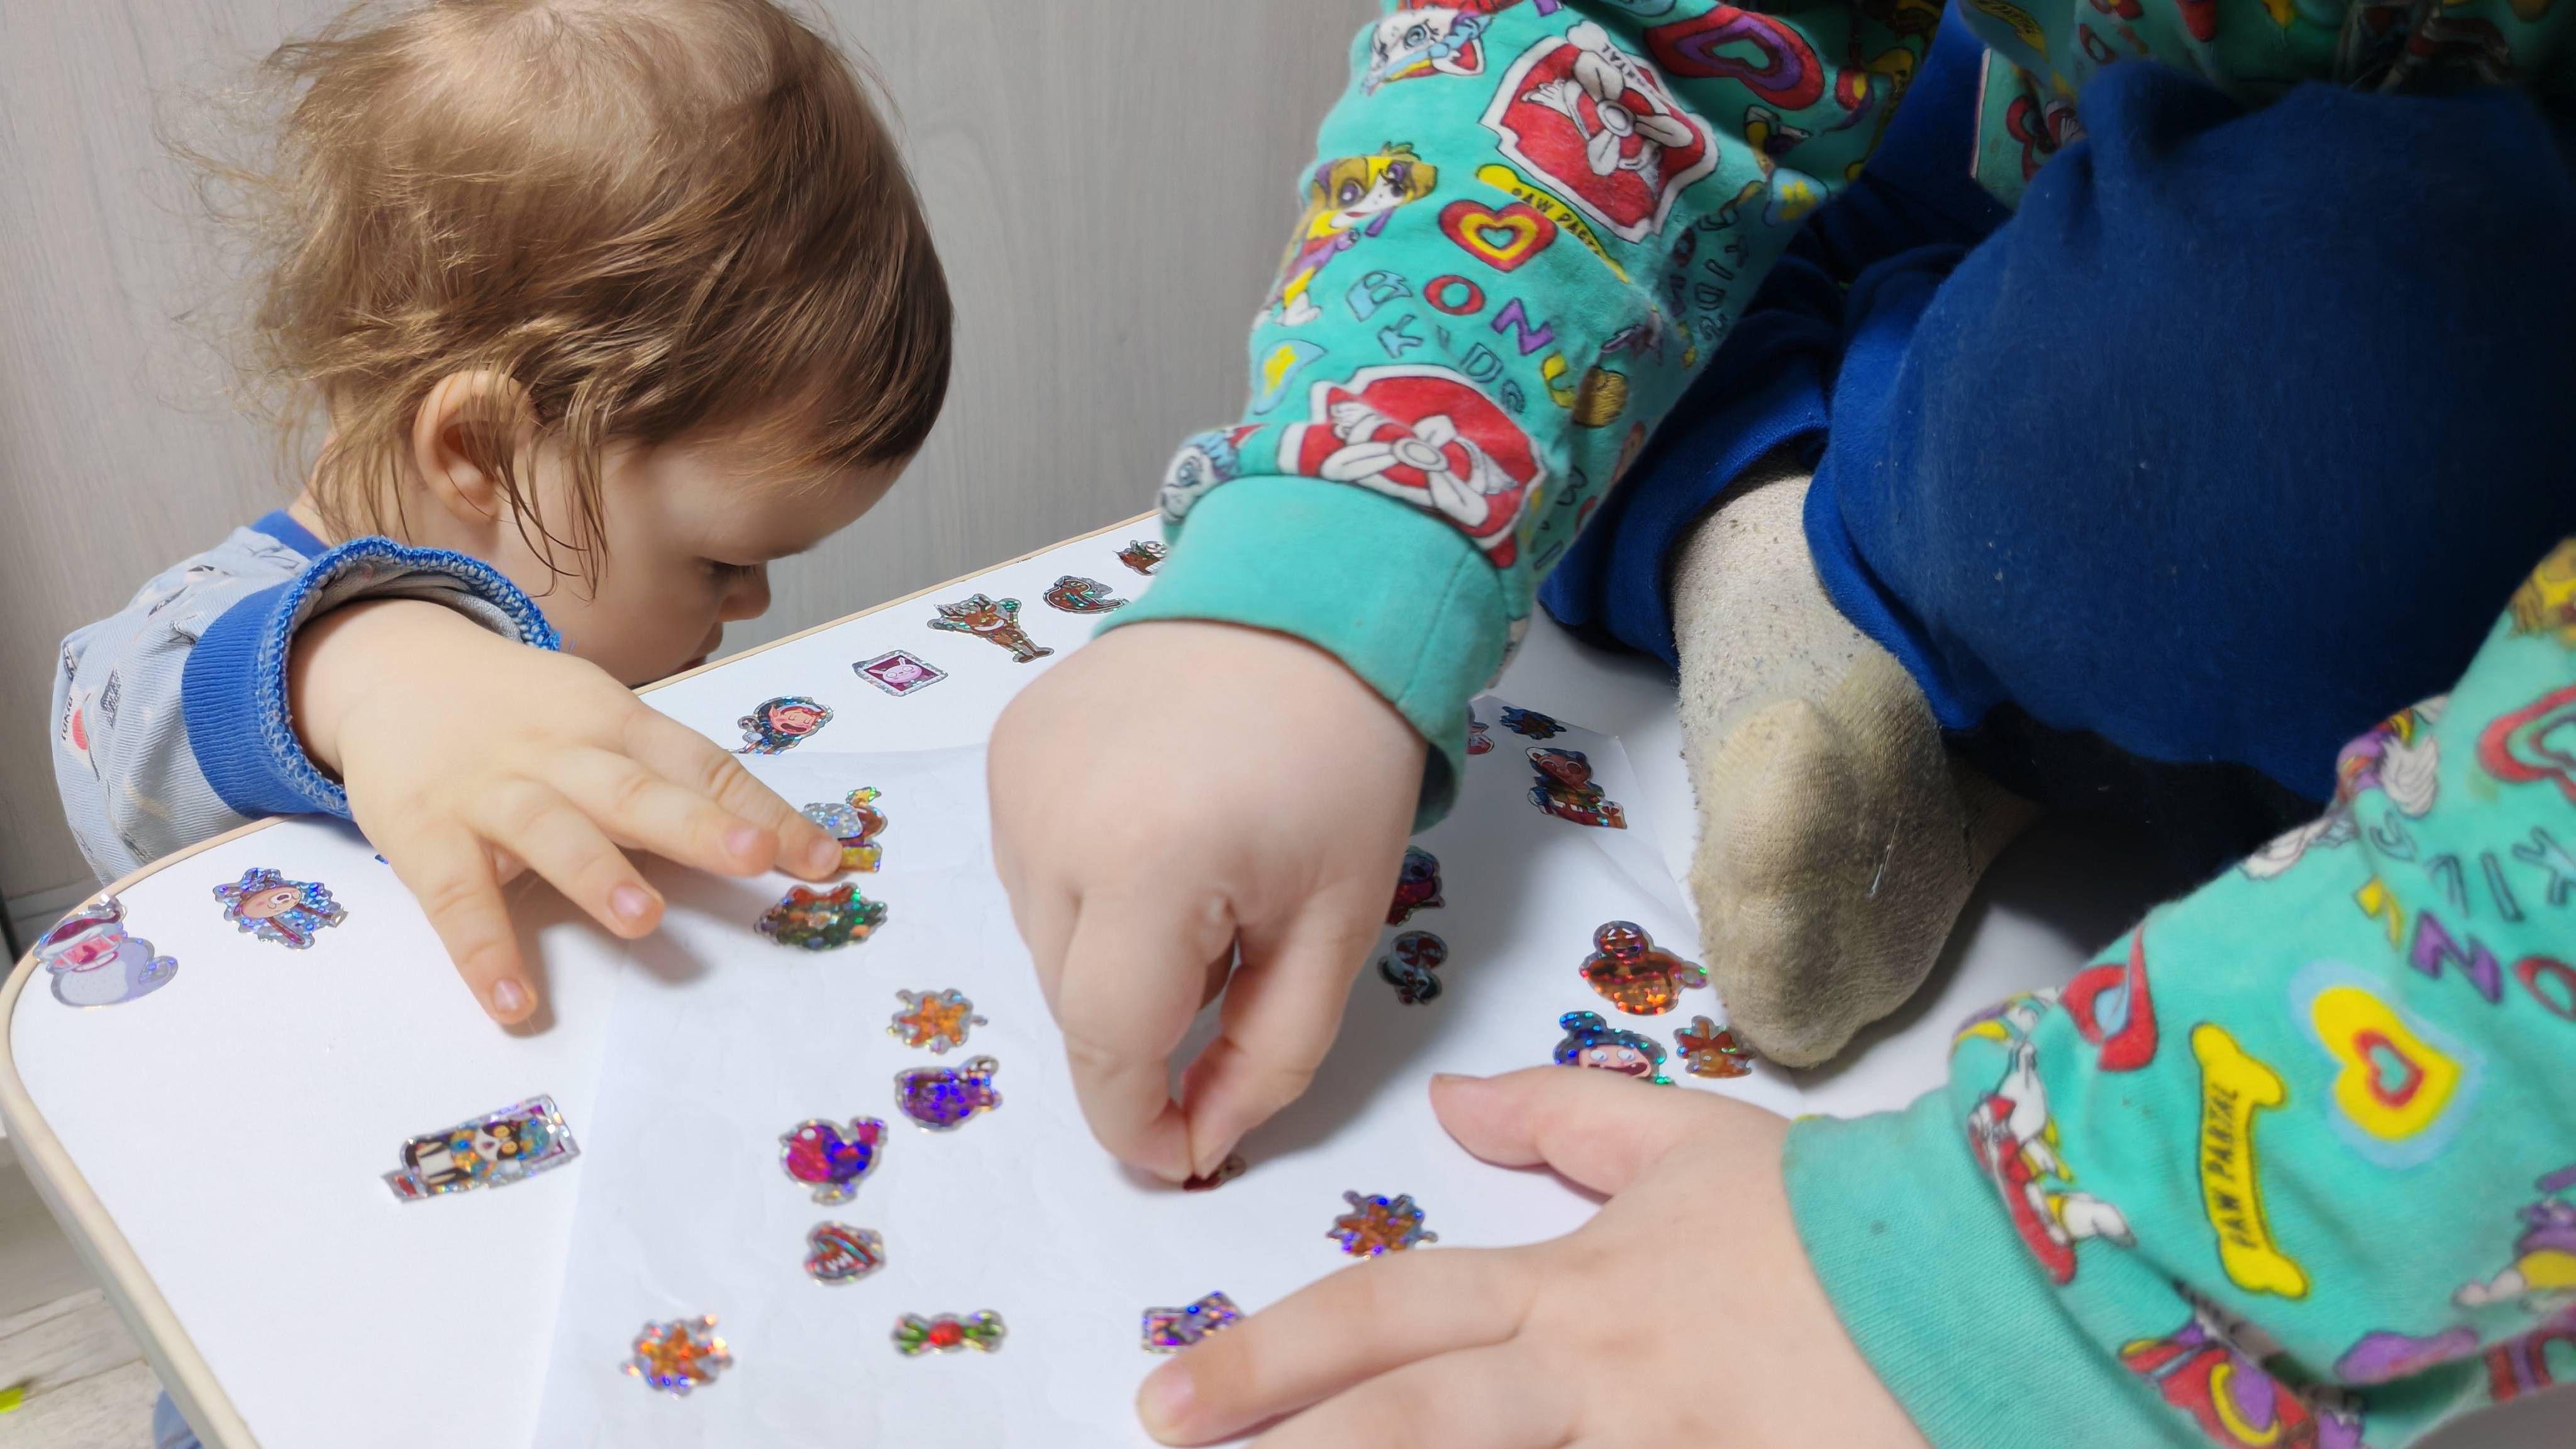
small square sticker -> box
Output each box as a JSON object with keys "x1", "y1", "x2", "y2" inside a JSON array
[{"x1": 855, "y1": 650, "x2": 946, "y2": 696}]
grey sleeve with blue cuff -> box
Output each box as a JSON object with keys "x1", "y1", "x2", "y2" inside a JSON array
[{"x1": 50, "y1": 517, "x2": 557, "y2": 884}]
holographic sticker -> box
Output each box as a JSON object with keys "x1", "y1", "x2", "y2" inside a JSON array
[
  {"x1": 855, "y1": 649, "x2": 947, "y2": 697},
  {"x1": 1676, "y1": 1015, "x2": 1755, "y2": 1079},
  {"x1": 1578, "y1": 921, "x2": 1706, "y2": 1016},
  {"x1": 1183, "y1": 1153, "x2": 1248, "y2": 1192},
  {"x1": 1117, "y1": 538, "x2": 1168, "y2": 575},
  {"x1": 1377, "y1": 930, "x2": 1448, "y2": 1006},
  {"x1": 1528, "y1": 747, "x2": 1628, "y2": 829},
  {"x1": 889, "y1": 989, "x2": 986, "y2": 1053},
  {"x1": 894, "y1": 1311, "x2": 1006, "y2": 1355},
  {"x1": 1143, "y1": 1292, "x2": 1243, "y2": 1352},
  {"x1": 1042, "y1": 574, "x2": 1129, "y2": 614},
  {"x1": 1554, "y1": 1009, "x2": 1673, "y2": 1085},
  {"x1": 897, "y1": 1055, "x2": 1002, "y2": 1131},
  {"x1": 804, "y1": 1223, "x2": 886, "y2": 1285},
  {"x1": 625, "y1": 1316, "x2": 730, "y2": 1395},
  {"x1": 212, "y1": 867, "x2": 347, "y2": 948},
  {"x1": 780, "y1": 1118, "x2": 887, "y2": 1204},
  {"x1": 736, "y1": 695, "x2": 832, "y2": 754},
  {"x1": 928, "y1": 593, "x2": 1053, "y2": 663},
  {"x1": 1466, "y1": 712, "x2": 1494, "y2": 756},
  {"x1": 386, "y1": 1094, "x2": 579, "y2": 1201},
  {"x1": 36, "y1": 896, "x2": 175, "y2": 1008},
  {"x1": 1330, "y1": 1191, "x2": 1438, "y2": 1257},
  {"x1": 1500, "y1": 706, "x2": 1565, "y2": 740},
  {"x1": 803, "y1": 786, "x2": 887, "y2": 871},
  {"x1": 1386, "y1": 845, "x2": 1444, "y2": 924},
  {"x1": 757, "y1": 882, "x2": 887, "y2": 950}
]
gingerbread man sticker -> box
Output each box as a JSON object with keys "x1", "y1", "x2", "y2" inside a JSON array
[{"x1": 1577, "y1": 920, "x2": 1705, "y2": 1016}]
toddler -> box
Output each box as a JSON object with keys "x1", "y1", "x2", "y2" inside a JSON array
[{"x1": 53, "y1": 0, "x2": 948, "y2": 1041}]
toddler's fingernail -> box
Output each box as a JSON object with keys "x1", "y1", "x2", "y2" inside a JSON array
[
  {"x1": 491, "y1": 979, "x2": 528, "y2": 1016},
  {"x1": 1431, "y1": 1072, "x2": 1473, "y2": 1087},
  {"x1": 725, "y1": 825, "x2": 763, "y2": 859},
  {"x1": 611, "y1": 885, "x2": 654, "y2": 926},
  {"x1": 1138, "y1": 1363, "x2": 1193, "y2": 1434}
]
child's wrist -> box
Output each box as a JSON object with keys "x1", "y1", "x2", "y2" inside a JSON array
[{"x1": 286, "y1": 596, "x2": 483, "y2": 774}]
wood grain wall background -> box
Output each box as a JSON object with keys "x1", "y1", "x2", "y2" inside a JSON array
[{"x1": 0, "y1": 0, "x2": 1374, "y2": 919}]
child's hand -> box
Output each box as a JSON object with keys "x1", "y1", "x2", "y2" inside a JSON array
[
  {"x1": 1136, "y1": 1069, "x2": 1927, "y2": 1448},
  {"x1": 291, "y1": 599, "x2": 842, "y2": 1023},
  {"x1": 989, "y1": 620, "x2": 1427, "y2": 1180}
]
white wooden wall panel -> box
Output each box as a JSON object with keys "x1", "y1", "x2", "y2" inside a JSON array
[{"x1": 0, "y1": 0, "x2": 1374, "y2": 908}]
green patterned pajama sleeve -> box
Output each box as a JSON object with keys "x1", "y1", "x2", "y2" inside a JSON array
[{"x1": 1787, "y1": 546, "x2": 2576, "y2": 1448}]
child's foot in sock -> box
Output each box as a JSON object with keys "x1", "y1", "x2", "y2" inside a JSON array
[{"x1": 1670, "y1": 457, "x2": 2037, "y2": 1066}]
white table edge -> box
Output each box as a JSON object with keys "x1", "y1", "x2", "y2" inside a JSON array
[{"x1": 0, "y1": 511, "x2": 1155, "y2": 1449}]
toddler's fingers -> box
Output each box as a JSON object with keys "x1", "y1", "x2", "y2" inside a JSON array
[
  {"x1": 623, "y1": 709, "x2": 840, "y2": 877},
  {"x1": 1430, "y1": 1067, "x2": 1740, "y2": 1196},
  {"x1": 1055, "y1": 893, "x2": 1222, "y2": 1179},
  {"x1": 1177, "y1": 889, "x2": 1380, "y2": 1177},
  {"x1": 555, "y1": 748, "x2": 792, "y2": 880},
  {"x1": 469, "y1": 779, "x2": 663, "y2": 940},
  {"x1": 386, "y1": 823, "x2": 539, "y2": 1023},
  {"x1": 1243, "y1": 1345, "x2": 1573, "y2": 1449},
  {"x1": 1137, "y1": 1247, "x2": 1538, "y2": 1445}
]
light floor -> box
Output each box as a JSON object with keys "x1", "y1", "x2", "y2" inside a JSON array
[{"x1": 0, "y1": 1158, "x2": 157, "y2": 1448}]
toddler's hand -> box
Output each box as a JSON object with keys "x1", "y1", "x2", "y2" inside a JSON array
[
  {"x1": 1136, "y1": 1069, "x2": 1926, "y2": 1448},
  {"x1": 989, "y1": 620, "x2": 1426, "y2": 1180},
  {"x1": 291, "y1": 599, "x2": 841, "y2": 1023}
]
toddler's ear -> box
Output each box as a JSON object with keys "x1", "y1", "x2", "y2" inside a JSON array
[{"x1": 410, "y1": 370, "x2": 538, "y2": 529}]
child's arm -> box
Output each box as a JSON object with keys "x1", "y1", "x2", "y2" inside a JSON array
[
  {"x1": 53, "y1": 530, "x2": 838, "y2": 1022},
  {"x1": 1776, "y1": 548, "x2": 2576, "y2": 1447},
  {"x1": 51, "y1": 530, "x2": 562, "y2": 880},
  {"x1": 997, "y1": 0, "x2": 1937, "y2": 1179},
  {"x1": 1133, "y1": 545, "x2": 2576, "y2": 1449}
]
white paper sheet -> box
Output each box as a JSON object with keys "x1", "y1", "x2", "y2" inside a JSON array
[{"x1": 535, "y1": 704, "x2": 1801, "y2": 1446}]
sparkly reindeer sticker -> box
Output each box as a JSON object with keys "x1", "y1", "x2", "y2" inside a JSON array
[{"x1": 928, "y1": 594, "x2": 1053, "y2": 663}]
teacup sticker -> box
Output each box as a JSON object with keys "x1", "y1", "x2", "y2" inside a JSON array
[
  {"x1": 37, "y1": 896, "x2": 176, "y2": 1007},
  {"x1": 213, "y1": 867, "x2": 348, "y2": 948}
]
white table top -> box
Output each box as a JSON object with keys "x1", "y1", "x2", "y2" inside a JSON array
[{"x1": 3, "y1": 516, "x2": 2560, "y2": 1447}]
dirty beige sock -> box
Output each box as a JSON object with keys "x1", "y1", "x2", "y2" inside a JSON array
[{"x1": 1672, "y1": 454, "x2": 2038, "y2": 1067}]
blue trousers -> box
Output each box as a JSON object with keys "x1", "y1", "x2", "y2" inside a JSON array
[{"x1": 1543, "y1": 14, "x2": 2576, "y2": 850}]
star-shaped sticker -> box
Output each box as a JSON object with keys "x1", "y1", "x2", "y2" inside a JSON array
[{"x1": 889, "y1": 988, "x2": 987, "y2": 1053}]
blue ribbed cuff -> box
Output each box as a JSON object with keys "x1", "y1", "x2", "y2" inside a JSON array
[{"x1": 181, "y1": 538, "x2": 558, "y2": 820}]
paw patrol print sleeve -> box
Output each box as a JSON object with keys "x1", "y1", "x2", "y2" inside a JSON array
[
  {"x1": 50, "y1": 512, "x2": 556, "y2": 882},
  {"x1": 1781, "y1": 541, "x2": 2576, "y2": 1449},
  {"x1": 1111, "y1": 0, "x2": 1932, "y2": 826}
]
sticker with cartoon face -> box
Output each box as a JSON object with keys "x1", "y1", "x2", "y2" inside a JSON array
[
  {"x1": 928, "y1": 593, "x2": 1053, "y2": 663},
  {"x1": 1118, "y1": 539, "x2": 1169, "y2": 575},
  {"x1": 1528, "y1": 747, "x2": 1628, "y2": 828},
  {"x1": 736, "y1": 695, "x2": 833, "y2": 753},
  {"x1": 1265, "y1": 144, "x2": 1440, "y2": 326},
  {"x1": 1377, "y1": 930, "x2": 1449, "y2": 1006},
  {"x1": 1466, "y1": 711, "x2": 1494, "y2": 755},
  {"x1": 1480, "y1": 22, "x2": 1718, "y2": 243},
  {"x1": 1041, "y1": 575, "x2": 1129, "y2": 614},
  {"x1": 1553, "y1": 1009, "x2": 1671, "y2": 1084},
  {"x1": 1279, "y1": 366, "x2": 1543, "y2": 567},
  {"x1": 855, "y1": 650, "x2": 947, "y2": 697},
  {"x1": 213, "y1": 867, "x2": 348, "y2": 948},
  {"x1": 36, "y1": 896, "x2": 176, "y2": 1008},
  {"x1": 385, "y1": 1095, "x2": 580, "y2": 1201},
  {"x1": 1500, "y1": 706, "x2": 1565, "y2": 740},
  {"x1": 1387, "y1": 846, "x2": 1445, "y2": 924}
]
